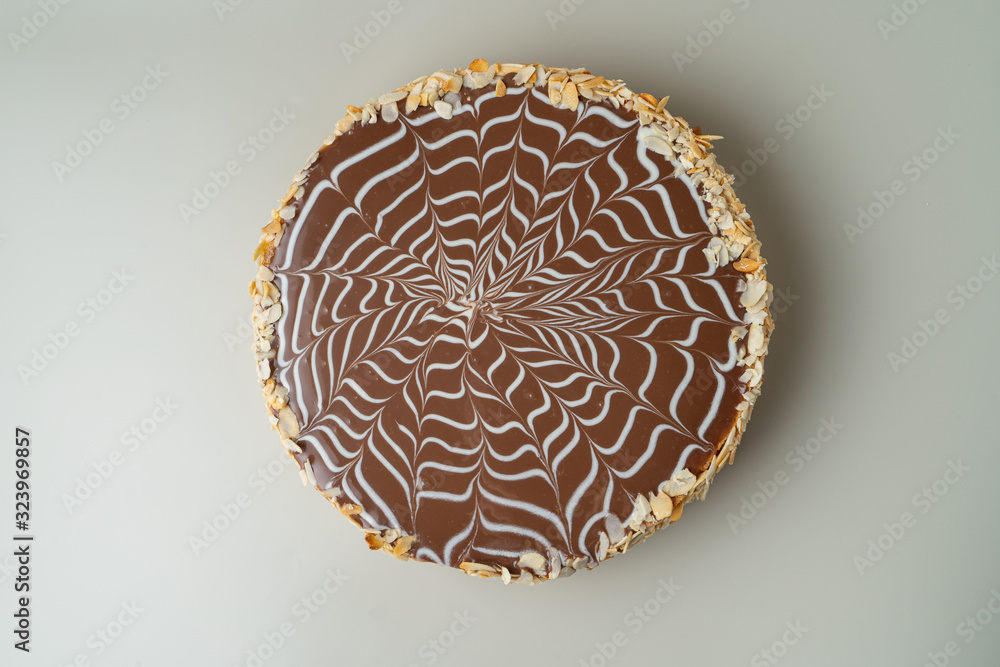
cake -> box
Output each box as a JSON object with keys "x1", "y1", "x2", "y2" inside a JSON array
[{"x1": 250, "y1": 59, "x2": 773, "y2": 583}]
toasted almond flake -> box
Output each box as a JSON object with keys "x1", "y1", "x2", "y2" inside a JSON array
[
  {"x1": 341, "y1": 503, "x2": 363, "y2": 516},
  {"x1": 500, "y1": 566, "x2": 512, "y2": 584},
  {"x1": 547, "y1": 84, "x2": 562, "y2": 106},
  {"x1": 513, "y1": 65, "x2": 534, "y2": 86},
  {"x1": 319, "y1": 484, "x2": 341, "y2": 499},
  {"x1": 303, "y1": 458, "x2": 318, "y2": 488},
  {"x1": 643, "y1": 135, "x2": 674, "y2": 158},
  {"x1": 280, "y1": 438, "x2": 302, "y2": 455},
  {"x1": 734, "y1": 257, "x2": 761, "y2": 273},
  {"x1": 517, "y1": 552, "x2": 547, "y2": 571},
  {"x1": 495, "y1": 79, "x2": 506, "y2": 97},
  {"x1": 393, "y1": 535, "x2": 415, "y2": 557},
  {"x1": 664, "y1": 469, "x2": 697, "y2": 496},
  {"x1": 597, "y1": 531, "x2": 610, "y2": 560},
  {"x1": 562, "y1": 81, "x2": 579, "y2": 111},
  {"x1": 468, "y1": 58, "x2": 488, "y2": 72},
  {"x1": 650, "y1": 492, "x2": 674, "y2": 521},
  {"x1": 546, "y1": 546, "x2": 562, "y2": 579},
  {"x1": 276, "y1": 405, "x2": 299, "y2": 438},
  {"x1": 604, "y1": 514, "x2": 626, "y2": 543},
  {"x1": 741, "y1": 280, "x2": 767, "y2": 308},
  {"x1": 264, "y1": 303, "x2": 282, "y2": 325},
  {"x1": 279, "y1": 206, "x2": 295, "y2": 220},
  {"x1": 460, "y1": 561, "x2": 495, "y2": 572},
  {"x1": 377, "y1": 90, "x2": 407, "y2": 106},
  {"x1": 433, "y1": 100, "x2": 453, "y2": 119},
  {"x1": 334, "y1": 116, "x2": 353, "y2": 134},
  {"x1": 638, "y1": 92, "x2": 658, "y2": 108},
  {"x1": 380, "y1": 102, "x2": 398, "y2": 123},
  {"x1": 469, "y1": 71, "x2": 492, "y2": 89},
  {"x1": 747, "y1": 322, "x2": 764, "y2": 355}
]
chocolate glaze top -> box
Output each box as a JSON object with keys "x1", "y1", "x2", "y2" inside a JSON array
[{"x1": 268, "y1": 75, "x2": 747, "y2": 571}]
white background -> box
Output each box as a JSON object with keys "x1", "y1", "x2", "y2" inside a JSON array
[{"x1": 2, "y1": 1, "x2": 999, "y2": 665}]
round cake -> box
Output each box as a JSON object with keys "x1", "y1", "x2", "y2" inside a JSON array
[{"x1": 251, "y1": 59, "x2": 773, "y2": 583}]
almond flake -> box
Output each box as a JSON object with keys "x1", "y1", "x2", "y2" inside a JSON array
[
  {"x1": 433, "y1": 100, "x2": 453, "y2": 119},
  {"x1": 562, "y1": 81, "x2": 579, "y2": 111}
]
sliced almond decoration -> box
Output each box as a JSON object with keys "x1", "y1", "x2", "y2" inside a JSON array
[
  {"x1": 747, "y1": 322, "x2": 765, "y2": 356},
  {"x1": 303, "y1": 458, "x2": 318, "y2": 488},
  {"x1": 377, "y1": 90, "x2": 407, "y2": 106},
  {"x1": 562, "y1": 81, "x2": 579, "y2": 111},
  {"x1": 495, "y1": 79, "x2": 506, "y2": 97},
  {"x1": 740, "y1": 280, "x2": 767, "y2": 309},
  {"x1": 340, "y1": 503, "x2": 363, "y2": 516},
  {"x1": 513, "y1": 65, "x2": 534, "y2": 86},
  {"x1": 380, "y1": 103, "x2": 398, "y2": 123},
  {"x1": 276, "y1": 405, "x2": 299, "y2": 438},
  {"x1": 468, "y1": 58, "x2": 488, "y2": 73},
  {"x1": 638, "y1": 92, "x2": 658, "y2": 109},
  {"x1": 733, "y1": 257, "x2": 761, "y2": 273},
  {"x1": 460, "y1": 561, "x2": 496, "y2": 572},
  {"x1": 393, "y1": 535, "x2": 415, "y2": 557},
  {"x1": 547, "y1": 84, "x2": 562, "y2": 107},
  {"x1": 663, "y1": 468, "x2": 697, "y2": 496},
  {"x1": 264, "y1": 303, "x2": 282, "y2": 324},
  {"x1": 546, "y1": 546, "x2": 562, "y2": 579},
  {"x1": 318, "y1": 484, "x2": 341, "y2": 499},
  {"x1": 650, "y1": 492, "x2": 674, "y2": 521},
  {"x1": 643, "y1": 135, "x2": 674, "y2": 158},
  {"x1": 433, "y1": 100, "x2": 453, "y2": 119},
  {"x1": 517, "y1": 551, "x2": 547, "y2": 571},
  {"x1": 597, "y1": 531, "x2": 610, "y2": 560}
]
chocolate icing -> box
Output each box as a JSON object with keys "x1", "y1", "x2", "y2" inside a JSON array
[{"x1": 267, "y1": 75, "x2": 747, "y2": 570}]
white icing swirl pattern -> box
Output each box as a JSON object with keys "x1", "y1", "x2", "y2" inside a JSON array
[{"x1": 269, "y1": 83, "x2": 747, "y2": 568}]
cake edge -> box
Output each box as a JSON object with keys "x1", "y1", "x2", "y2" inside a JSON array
[{"x1": 248, "y1": 59, "x2": 774, "y2": 585}]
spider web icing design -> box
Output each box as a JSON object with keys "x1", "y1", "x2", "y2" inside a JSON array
[{"x1": 269, "y1": 82, "x2": 747, "y2": 568}]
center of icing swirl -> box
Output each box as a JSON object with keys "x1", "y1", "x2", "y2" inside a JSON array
[{"x1": 268, "y1": 79, "x2": 747, "y2": 569}]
